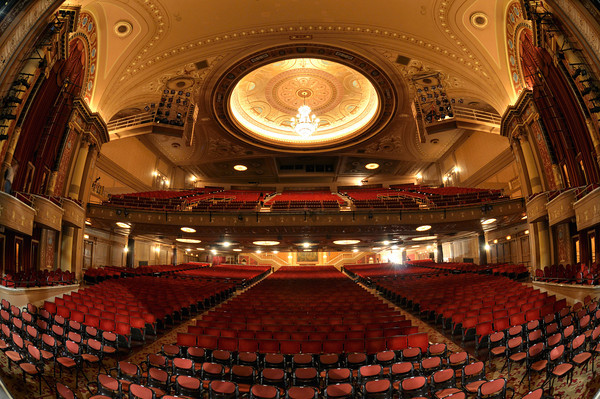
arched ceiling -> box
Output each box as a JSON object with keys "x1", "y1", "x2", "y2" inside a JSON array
[{"x1": 64, "y1": 0, "x2": 519, "y2": 185}]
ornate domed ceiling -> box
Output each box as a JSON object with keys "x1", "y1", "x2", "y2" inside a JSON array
[{"x1": 228, "y1": 58, "x2": 379, "y2": 149}]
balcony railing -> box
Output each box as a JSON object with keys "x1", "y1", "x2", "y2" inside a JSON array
[{"x1": 452, "y1": 106, "x2": 501, "y2": 125}]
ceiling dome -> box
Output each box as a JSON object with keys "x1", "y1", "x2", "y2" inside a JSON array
[{"x1": 228, "y1": 58, "x2": 380, "y2": 149}]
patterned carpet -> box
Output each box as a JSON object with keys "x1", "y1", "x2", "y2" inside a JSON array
[{"x1": 1, "y1": 283, "x2": 599, "y2": 398}]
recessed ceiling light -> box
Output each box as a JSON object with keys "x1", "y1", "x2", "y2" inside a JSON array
[
  {"x1": 352, "y1": 249, "x2": 359, "y2": 253},
  {"x1": 85, "y1": 220, "x2": 92, "y2": 226},
  {"x1": 411, "y1": 245, "x2": 420, "y2": 248},
  {"x1": 493, "y1": 239, "x2": 498, "y2": 244},
  {"x1": 83, "y1": 234, "x2": 89, "y2": 239},
  {"x1": 272, "y1": 250, "x2": 279, "y2": 254},
  {"x1": 416, "y1": 225, "x2": 431, "y2": 231},
  {"x1": 303, "y1": 249, "x2": 311, "y2": 252},
  {"x1": 233, "y1": 248, "x2": 242, "y2": 252},
  {"x1": 222, "y1": 241, "x2": 231, "y2": 247},
  {"x1": 253, "y1": 240, "x2": 280, "y2": 246},
  {"x1": 482, "y1": 218, "x2": 497, "y2": 225},
  {"x1": 210, "y1": 249, "x2": 217, "y2": 254},
  {"x1": 185, "y1": 248, "x2": 191, "y2": 252},
  {"x1": 234, "y1": 164, "x2": 248, "y2": 171},
  {"x1": 506, "y1": 235, "x2": 512, "y2": 240},
  {"x1": 116, "y1": 222, "x2": 131, "y2": 228},
  {"x1": 372, "y1": 247, "x2": 381, "y2": 251},
  {"x1": 181, "y1": 227, "x2": 196, "y2": 233},
  {"x1": 365, "y1": 163, "x2": 379, "y2": 170},
  {"x1": 333, "y1": 239, "x2": 361, "y2": 245},
  {"x1": 196, "y1": 247, "x2": 205, "y2": 251},
  {"x1": 521, "y1": 215, "x2": 528, "y2": 220},
  {"x1": 412, "y1": 236, "x2": 437, "y2": 241},
  {"x1": 303, "y1": 242, "x2": 310, "y2": 248},
  {"x1": 256, "y1": 249, "x2": 262, "y2": 254},
  {"x1": 525, "y1": 230, "x2": 529, "y2": 235},
  {"x1": 176, "y1": 238, "x2": 201, "y2": 243}
]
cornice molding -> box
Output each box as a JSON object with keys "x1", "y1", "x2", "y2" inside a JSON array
[{"x1": 96, "y1": 154, "x2": 151, "y2": 193}]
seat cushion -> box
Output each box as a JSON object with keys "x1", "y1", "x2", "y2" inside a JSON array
[
  {"x1": 287, "y1": 386, "x2": 316, "y2": 399},
  {"x1": 56, "y1": 356, "x2": 76, "y2": 367},
  {"x1": 465, "y1": 380, "x2": 485, "y2": 393},
  {"x1": 178, "y1": 376, "x2": 200, "y2": 390},
  {"x1": 365, "y1": 379, "x2": 390, "y2": 393},
  {"x1": 251, "y1": 384, "x2": 278, "y2": 398},
  {"x1": 19, "y1": 363, "x2": 38, "y2": 375},
  {"x1": 552, "y1": 363, "x2": 573, "y2": 376},
  {"x1": 326, "y1": 383, "x2": 353, "y2": 397},
  {"x1": 211, "y1": 380, "x2": 236, "y2": 394}
]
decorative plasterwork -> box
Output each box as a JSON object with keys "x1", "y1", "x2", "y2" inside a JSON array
[
  {"x1": 228, "y1": 58, "x2": 380, "y2": 148},
  {"x1": 212, "y1": 44, "x2": 398, "y2": 153},
  {"x1": 436, "y1": 0, "x2": 490, "y2": 78},
  {"x1": 74, "y1": 12, "x2": 98, "y2": 104},
  {"x1": 118, "y1": 22, "x2": 492, "y2": 85},
  {"x1": 505, "y1": 1, "x2": 530, "y2": 97}
]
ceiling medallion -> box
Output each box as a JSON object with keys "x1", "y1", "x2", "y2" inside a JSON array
[{"x1": 213, "y1": 44, "x2": 397, "y2": 153}]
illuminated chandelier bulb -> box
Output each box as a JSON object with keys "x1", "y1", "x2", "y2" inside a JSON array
[{"x1": 291, "y1": 104, "x2": 319, "y2": 138}]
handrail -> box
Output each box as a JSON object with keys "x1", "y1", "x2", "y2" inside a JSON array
[
  {"x1": 453, "y1": 106, "x2": 502, "y2": 125},
  {"x1": 107, "y1": 112, "x2": 155, "y2": 131}
]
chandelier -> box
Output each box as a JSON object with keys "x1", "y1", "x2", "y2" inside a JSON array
[{"x1": 290, "y1": 90, "x2": 320, "y2": 138}]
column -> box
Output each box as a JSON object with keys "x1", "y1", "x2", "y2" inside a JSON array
[
  {"x1": 60, "y1": 226, "x2": 74, "y2": 271},
  {"x1": 436, "y1": 244, "x2": 443, "y2": 263},
  {"x1": 478, "y1": 233, "x2": 487, "y2": 265},
  {"x1": 537, "y1": 220, "x2": 551, "y2": 270},
  {"x1": 68, "y1": 140, "x2": 90, "y2": 199},
  {"x1": 172, "y1": 246, "x2": 177, "y2": 266},
  {"x1": 579, "y1": 231, "x2": 589, "y2": 266},
  {"x1": 0, "y1": 127, "x2": 20, "y2": 186},
  {"x1": 79, "y1": 144, "x2": 99, "y2": 203},
  {"x1": 520, "y1": 135, "x2": 543, "y2": 194},
  {"x1": 126, "y1": 236, "x2": 135, "y2": 267}
]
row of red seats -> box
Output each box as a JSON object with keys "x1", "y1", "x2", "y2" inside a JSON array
[
  {"x1": 174, "y1": 264, "x2": 271, "y2": 282},
  {"x1": 185, "y1": 266, "x2": 428, "y2": 355},
  {"x1": 1, "y1": 269, "x2": 75, "y2": 288}
]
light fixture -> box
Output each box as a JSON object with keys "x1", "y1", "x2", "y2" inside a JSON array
[
  {"x1": 185, "y1": 248, "x2": 191, "y2": 252},
  {"x1": 411, "y1": 245, "x2": 420, "y2": 248},
  {"x1": 253, "y1": 240, "x2": 280, "y2": 246},
  {"x1": 525, "y1": 230, "x2": 529, "y2": 235},
  {"x1": 323, "y1": 254, "x2": 328, "y2": 258},
  {"x1": 288, "y1": 254, "x2": 293, "y2": 259},
  {"x1": 190, "y1": 175, "x2": 197, "y2": 182},
  {"x1": 83, "y1": 234, "x2": 89, "y2": 239},
  {"x1": 154, "y1": 246, "x2": 160, "y2": 253},
  {"x1": 222, "y1": 241, "x2": 231, "y2": 247},
  {"x1": 365, "y1": 163, "x2": 379, "y2": 170},
  {"x1": 256, "y1": 249, "x2": 262, "y2": 254},
  {"x1": 234, "y1": 164, "x2": 248, "y2": 171},
  {"x1": 181, "y1": 227, "x2": 196, "y2": 233},
  {"x1": 383, "y1": 240, "x2": 390, "y2": 246},
  {"x1": 484, "y1": 244, "x2": 491, "y2": 251},
  {"x1": 333, "y1": 239, "x2": 361, "y2": 245},
  {"x1": 506, "y1": 235, "x2": 512, "y2": 240},
  {"x1": 176, "y1": 238, "x2": 201, "y2": 244},
  {"x1": 123, "y1": 247, "x2": 129, "y2": 253},
  {"x1": 197, "y1": 247, "x2": 205, "y2": 251},
  {"x1": 210, "y1": 249, "x2": 217, "y2": 254},
  {"x1": 391, "y1": 245, "x2": 398, "y2": 250},
  {"x1": 372, "y1": 247, "x2": 381, "y2": 251},
  {"x1": 233, "y1": 248, "x2": 242, "y2": 252},
  {"x1": 116, "y1": 222, "x2": 131, "y2": 229},
  {"x1": 290, "y1": 92, "x2": 320, "y2": 138},
  {"x1": 303, "y1": 242, "x2": 310, "y2": 248},
  {"x1": 85, "y1": 220, "x2": 92, "y2": 226},
  {"x1": 481, "y1": 218, "x2": 497, "y2": 225},
  {"x1": 272, "y1": 250, "x2": 279, "y2": 254},
  {"x1": 352, "y1": 249, "x2": 359, "y2": 253},
  {"x1": 416, "y1": 225, "x2": 432, "y2": 231},
  {"x1": 521, "y1": 215, "x2": 528, "y2": 220},
  {"x1": 412, "y1": 236, "x2": 437, "y2": 241},
  {"x1": 152, "y1": 171, "x2": 158, "y2": 177},
  {"x1": 493, "y1": 239, "x2": 498, "y2": 244},
  {"x1": 415, "y1": 173, "x2": 423, "y2": 180},
  {"x1": 303, "y1": 249, "x2": 311, "y2": 252},
  {"x1": 165, "y1": 180, "x2": 170, "y2": 186}
]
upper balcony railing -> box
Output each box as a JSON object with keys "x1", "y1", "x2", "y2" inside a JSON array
[
  {"x1": 452, "y1": 106, "x2": 501, "y2": 125},
  {"x1": 106, "y1": 112, "x2": 155, "y2": 132}
]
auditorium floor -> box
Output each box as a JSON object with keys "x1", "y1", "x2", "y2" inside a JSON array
[{"x1": 2, "y1": 276, "x2": 600, "y2": 398}]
